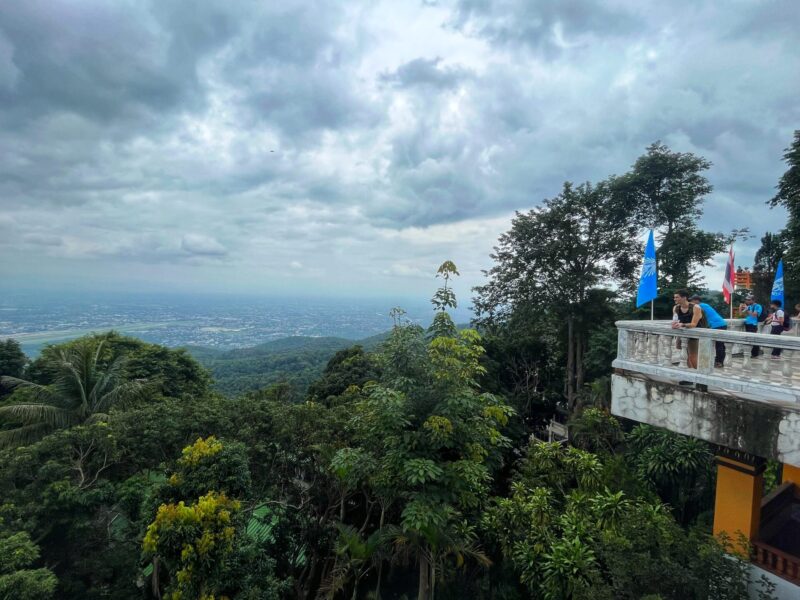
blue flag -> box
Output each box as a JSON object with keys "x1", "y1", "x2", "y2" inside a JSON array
[
  {"x1": 636, "y1": 230, "x2": 657, "y2": 308},
  {"x1": 771, "y1": 259, "x2": 785, "y2": 308}
]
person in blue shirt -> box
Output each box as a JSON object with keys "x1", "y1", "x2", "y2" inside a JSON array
[
  {"x1": 690, "y1": 295, "x2": 728, "y2": 367},
  {"x1": 738, "y1": 295, "x2": 762, "y2": 357}
]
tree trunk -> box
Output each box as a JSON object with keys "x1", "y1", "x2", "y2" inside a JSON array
[
  {"x1": 418, "y1": 555, "x2": 430, "y2": 600},
  {"x1": 566, "y1": 315, "x2": 575, "y2": 412},
  {"x1": 575, "y1": 332, "x2": 584, "y2": 413},
  {"x1": 375, "y1": 562, "x2": 383, "y2": 600},
  {"x1": 302, "y1": 552, "x2": 325, "y2": 600},
  {"x1": 430, "y1": 560, "x2": 436, "y2": 600},
  {"x1": 375, "y1": 504, "x2": 385, "y2": 600},
  {"x1": 151, "y1": 556, "x2": 161, "y2": 600}
]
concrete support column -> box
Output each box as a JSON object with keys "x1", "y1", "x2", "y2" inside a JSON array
[{"x1": 713, "y1": 455, "x2": 766, "y2": 555}]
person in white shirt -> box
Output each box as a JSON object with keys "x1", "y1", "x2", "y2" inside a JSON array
[{"x1": 766, "y1": 299, "x2": 785, "y2": 358}]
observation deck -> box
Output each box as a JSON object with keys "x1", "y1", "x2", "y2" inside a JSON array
[{"x1": 611, "y1": 319, "x2": 800, "y2": 464}]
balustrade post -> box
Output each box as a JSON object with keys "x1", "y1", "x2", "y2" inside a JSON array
[
  {"x1": 660, "y1": 334, "x2": 672, "y2": 366},
  {"x1": 697, "y1": 337, "x2": 715, "y2": 374},
  {"x1": 679, "y1": 335, "x2": 688, "y2": 368},
  {"x1": 742, "y1": 346, "x2": 752, "y2": 371},
  {"x1": 723, "y1": 342, "x2": 733, "y2": 367},
  {"x1": 648, "y1": 332, "x2": 658, "y2": 361},
  {"x1": 729, "y1": 320, "x2": 742, "y2": 356},
  {"x1": 617, "y1": 328, "x2": 629, "y2": 361},
  {"x1": 783, "y1": 350, "x2": 793, "y2": 379}
]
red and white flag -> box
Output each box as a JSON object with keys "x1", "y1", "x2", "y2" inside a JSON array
[{"x1": 722, "y1": 245, "x2": 735, "y2": 304}]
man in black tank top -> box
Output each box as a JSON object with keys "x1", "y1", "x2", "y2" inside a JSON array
[{"x1": 672, "y1": 290, "x2": 704, "y2": 370}]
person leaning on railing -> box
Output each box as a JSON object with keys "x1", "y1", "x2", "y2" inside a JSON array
[
  {"x1": 689, "y1": 294, "x2": 727, "y2": 367},
  {"x1": 672, "y1": 289, "x2": 706, "y2": 369}
]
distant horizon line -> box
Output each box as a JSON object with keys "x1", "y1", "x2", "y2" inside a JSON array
[{"x1": 0, "y1": 287, "x2": 478, "y2": 306}]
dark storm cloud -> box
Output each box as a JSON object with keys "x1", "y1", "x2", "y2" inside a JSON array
[
  {"x1": 216, "y1": 3, "x2": 382, "y2": 139},
  {"x1": 0, "y1": 0, "x2": 240, "y2": 126}
]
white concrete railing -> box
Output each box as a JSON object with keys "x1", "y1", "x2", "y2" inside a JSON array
[{"x1": 613, "y1": 319, "x2": 800, "y2": 404}]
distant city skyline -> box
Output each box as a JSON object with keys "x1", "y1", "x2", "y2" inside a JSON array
[{"x1": 1, "y1": 1, "x2": 798, "y2": 297}]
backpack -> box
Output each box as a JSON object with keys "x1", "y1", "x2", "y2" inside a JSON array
[
  {"x1": 784, "y1": 313, "x2": 792, "y2": 331},
  {"x1": 756, "y1": 304, "x2": 769, "y2": 322}
]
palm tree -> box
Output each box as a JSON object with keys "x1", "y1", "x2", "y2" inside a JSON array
[
  {"x1": 320, "y1": 524, "x2": 388, "y2": 600},
  {"x1": 0, "y1": 339, "x2": 150, "y2": 447},
  {"x1": 384, "y1": 524, "x2": 491, "y2": 600}
]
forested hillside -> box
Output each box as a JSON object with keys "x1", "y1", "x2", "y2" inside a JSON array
[{"x1": 187, "y1": 332, "x2": 390, "y2": 397}]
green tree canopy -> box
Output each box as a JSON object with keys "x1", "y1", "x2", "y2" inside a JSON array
[
  {"x1": 306, "y1": 345, "x2": 381, "y2": 406},
  {"x1": 0, "y1": 339, "x2": 26, "y2": 379},
  {"x1": 0, "y1": 339, "x2": 26, "y2": 399},
  {"x1": 613, "y1": 141, "x2": 724, "y2": 290},
  {"x1": 484, "y1": 440, "x2": 774, "y2": 600},
  {"x1": 26, "y1": 332, "x2": 211, "y2": 399},
  {"x1": 769, "y1": 130, "x2": 800, "y2": 299},
  {"x1": 0, "y1": 529, "x2": 57, "y2": 600},
  {"x1": 0, "y1": 338, "x2": 151, "y2": 447}
]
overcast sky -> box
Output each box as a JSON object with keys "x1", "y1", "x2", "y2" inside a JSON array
[{"x1": 1, "y1": 0, "x2": 798, "y2": 303}]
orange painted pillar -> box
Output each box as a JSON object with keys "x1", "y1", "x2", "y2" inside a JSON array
[
  {"x1": 713, "y1": 455, "x2": 765, "y2": 556},
  {"x1": 782, "y1": 462, "x2": 800, "y2": 484}
]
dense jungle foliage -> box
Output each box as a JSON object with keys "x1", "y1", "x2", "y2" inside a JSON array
[{"x1": 2, "y1": 137, "x2": 798, "y2": 599}]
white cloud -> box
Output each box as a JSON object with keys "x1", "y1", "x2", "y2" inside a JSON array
[{"x1": 181, "y1": 234, "x2": 227, "y2": 257}]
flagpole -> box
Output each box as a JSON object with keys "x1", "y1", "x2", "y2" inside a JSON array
[{"x1": 650, "y1": 299, "x2": 654, "y2": 321}]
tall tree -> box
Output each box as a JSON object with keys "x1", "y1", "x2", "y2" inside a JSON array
[
  {"x1": 474, "y1": 181, "x2": 640, "y2": 412},
  {"x1": 614, "y1": 142, "x2": 725, "y2": 290},
  {"x1": 752, "y1": 232, "x2": 787, "y2": 302},
  {"x1": 350, "y1": 262, "x2": 512, "y2": 599},
  {"x1": 769, "y1": 130, "x2": 800, "y2": 300}
]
